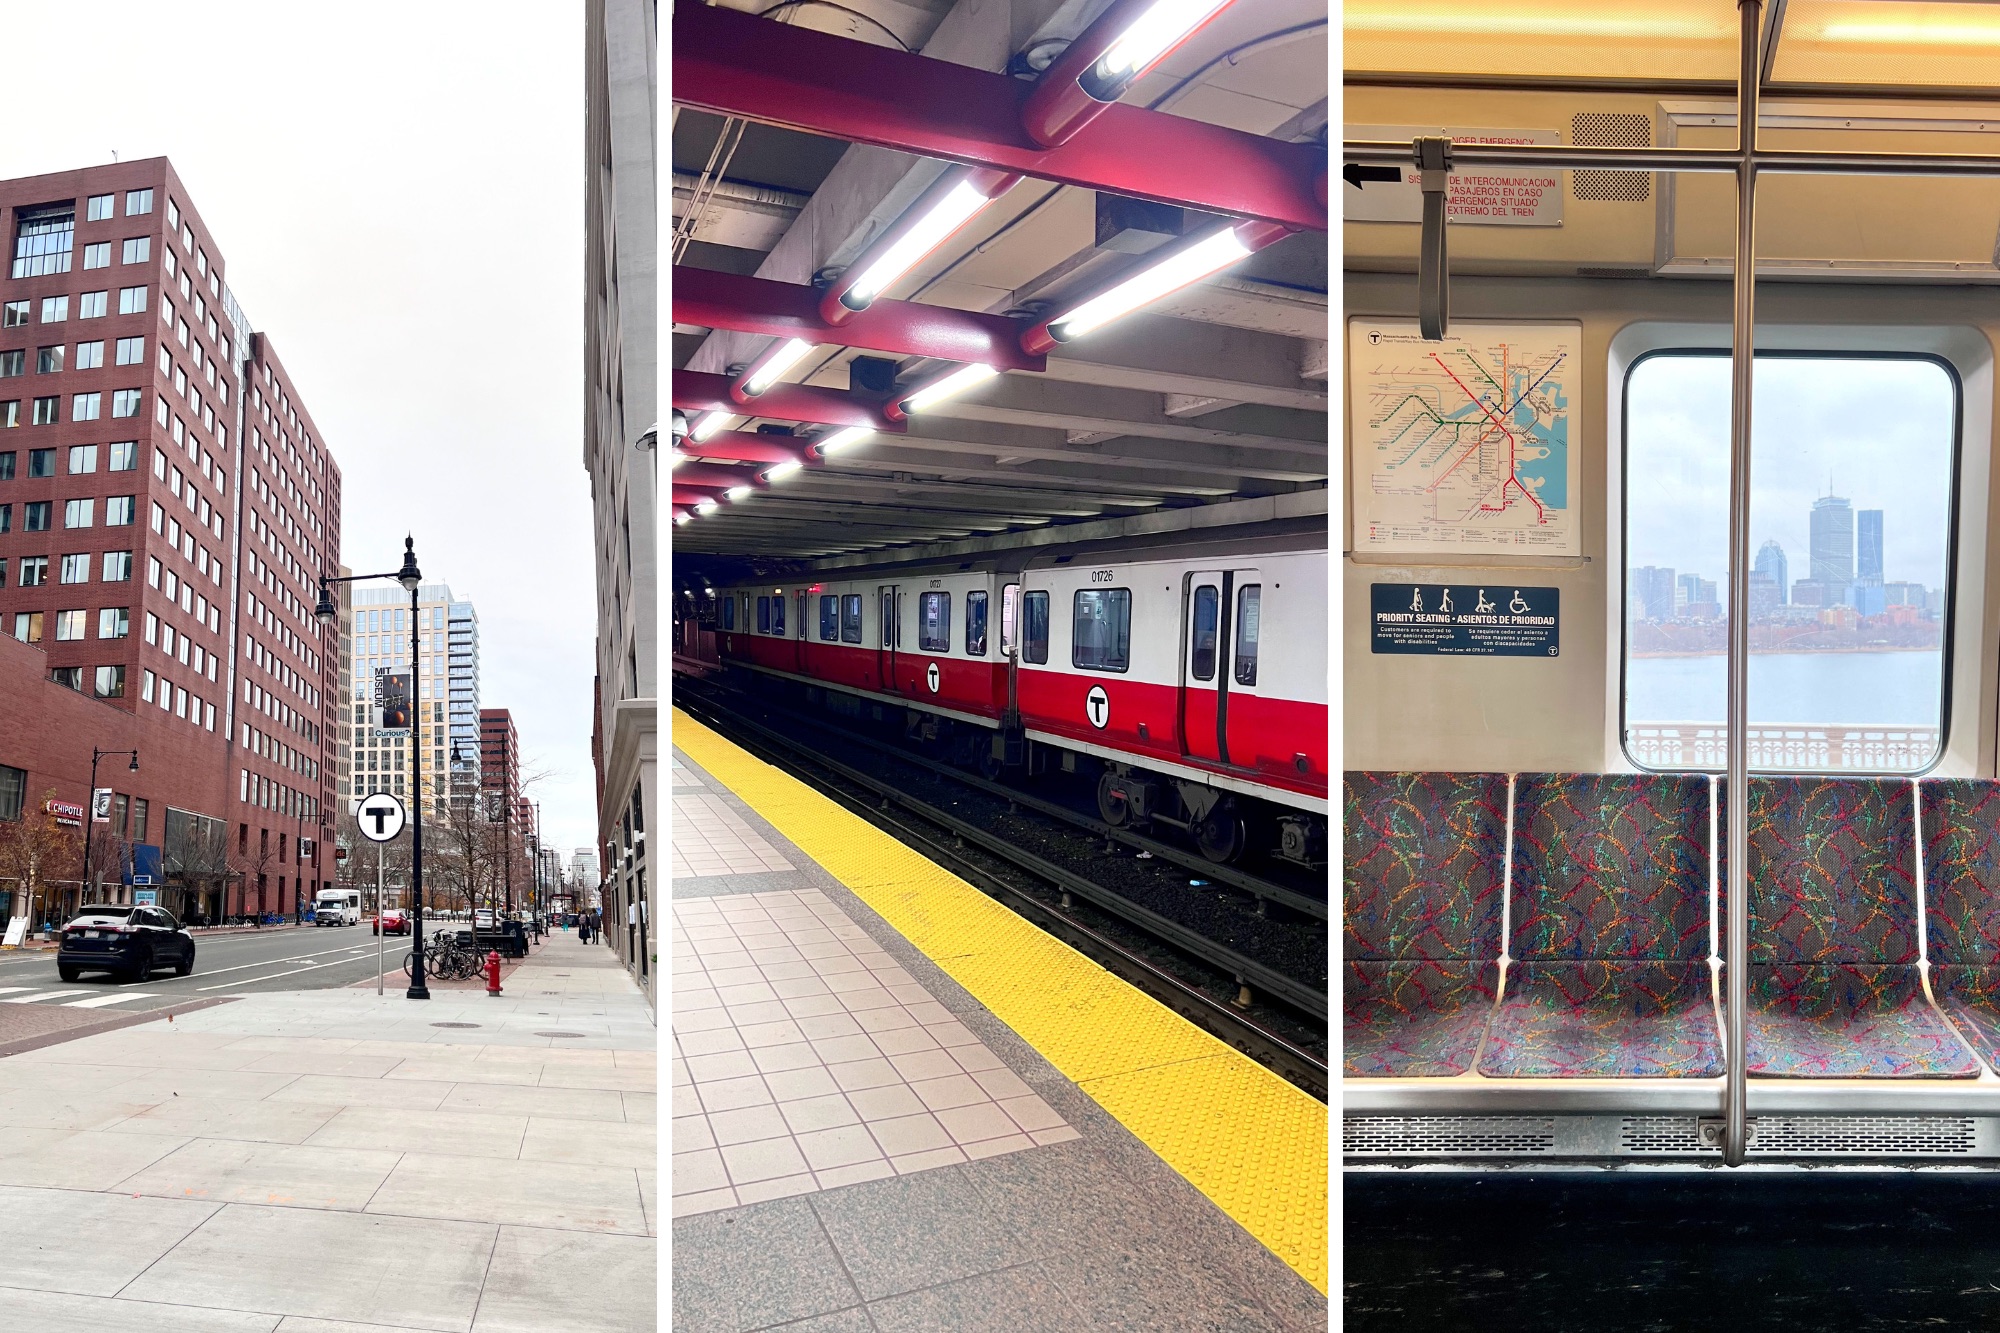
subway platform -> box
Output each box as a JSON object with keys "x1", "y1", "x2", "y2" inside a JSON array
[{"x1": 671, "y1": 710, "x2": 1327, "y2": 1332}]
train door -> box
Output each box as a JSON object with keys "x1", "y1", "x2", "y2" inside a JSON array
[
  {"x1": 794, "y1": 591, "x2": 809, "y2": 673},
  {"x1": 1220, "y1": 572, "x2": 1262, "y2": 766},
  {"x1": 877, "y1": 584, "x2": 901, "y2": 694},
  {"x1": 1180, "y1": 572, "x2": 1226, "y2": 762}
]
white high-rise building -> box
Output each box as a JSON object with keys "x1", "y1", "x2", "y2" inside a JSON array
[{"x1": 348, "y1": 583, "x2": 474, "y2": 822}]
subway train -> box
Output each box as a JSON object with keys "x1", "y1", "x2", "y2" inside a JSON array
[{"x1": 713, "y1": 530, "x2": 1328, "y2": 867}]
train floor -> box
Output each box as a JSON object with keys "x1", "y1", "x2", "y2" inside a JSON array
[
  {"x1": 1346, "y1": 1167, "x2": 2000, "y2": 1332},
  {"x1": 669, "y1": 709, "x2": 1326, "y2": 1331}
]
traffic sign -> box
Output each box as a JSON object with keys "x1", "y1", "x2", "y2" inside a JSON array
[{"x1": 357, "y1": 791, "x2": 408, "y2": 843}]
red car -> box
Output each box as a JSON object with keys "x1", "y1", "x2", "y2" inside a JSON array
[{"x1": 372, "y1": 909, "x2": 410, "y2": 936}]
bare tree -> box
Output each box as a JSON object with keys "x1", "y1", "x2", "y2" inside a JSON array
[
  {"x1": 0, "y1": 790, "x2": 84, "y2": 933},
  {"x1": 227, "y1": 832, "x2": 280, "y2": 923}
]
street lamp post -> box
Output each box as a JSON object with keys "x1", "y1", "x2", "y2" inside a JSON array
[
  {"x1": 80, "y1": 748, "x2": 139, "y2": 913},
  {"x1": 318, "y1": 537, "x2": 431, "y2": 1000}
]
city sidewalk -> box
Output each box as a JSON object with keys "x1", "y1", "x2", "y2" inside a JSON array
[{"x1": 0, "y1": 929, "x2": 655, "y2": 1332}]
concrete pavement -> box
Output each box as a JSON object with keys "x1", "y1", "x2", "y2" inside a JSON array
[{"x1": 0, "y1": 929, "x2": 655, "y2": 1331}]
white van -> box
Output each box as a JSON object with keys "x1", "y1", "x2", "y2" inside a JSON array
[{"x1": 313, "y1": 889, "x2": 362, "y2": 926}]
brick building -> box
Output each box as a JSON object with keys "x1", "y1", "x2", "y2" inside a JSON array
[{"x1": 0, "y1": 160, "x2": 341, "y2": 922}]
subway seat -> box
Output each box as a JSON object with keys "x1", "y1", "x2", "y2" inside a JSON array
[
  {"x1": 1478, "y1": 773, "x2": 1723, "y2": 1078},
  {"x1": 1342, "y1": 771, "x2": 1507, "y2": 1077},
  {"x1": 1736, "y1": 776, "x2": 1977, "y2": 1079},
  {"x1": 1919, "y1": 779, "x2": 2000, "y2": 1067}
]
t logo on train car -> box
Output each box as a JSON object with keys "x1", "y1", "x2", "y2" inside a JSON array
[
  {"x1": 1086, "y1": 684, "x2": 1110, "y2": 728},
  {"x1": 926, "y1": 661, "x2": 940, "y2": 693},
  {"x1": 1370, "y1": 583, "x2": 1559, "y2": 657}
]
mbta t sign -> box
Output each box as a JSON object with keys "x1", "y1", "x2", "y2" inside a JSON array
[{"x1": 356, "y1": 791, "x2": 407, "y2": 843}]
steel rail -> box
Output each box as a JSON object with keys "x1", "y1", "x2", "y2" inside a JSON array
[
  {"x1": 1723, "y1": 0, "x2": 1761, "y2": 1169},
  {"x1": 684, "y1": 672, "x2": 1326, "y2": 920},
  {"x1": 675, "y1": 690, "x2": 1328, "y2": 1025}
]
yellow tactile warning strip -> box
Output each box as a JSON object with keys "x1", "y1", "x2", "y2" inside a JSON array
[{"x1": 672, "y1": 710, "x2": 1329, "y2": 1294}]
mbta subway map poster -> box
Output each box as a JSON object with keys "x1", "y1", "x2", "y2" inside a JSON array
[{"x1": 1347, "y1": 320, "x2": 1580, "y2": 557}]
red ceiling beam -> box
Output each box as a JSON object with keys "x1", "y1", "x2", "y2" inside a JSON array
[
  {"x1": 672, "y1": 461, "x2": 760, "y2": 490},
  {"x1": 673, "y1": 370, "x2": 905, "y2": 433},
  {"x1": 673, "y1": 486, "x2": 728, "y2": 506},
  {"x1": 672, "y1": 4, "x2": 1327, "y2": 232},
  {"x1": 680, "y1": 430, "x2": 810, "y2": 467},
  {"x1": 673, "y1": 267, "x2": 1046, "y2": 374}
]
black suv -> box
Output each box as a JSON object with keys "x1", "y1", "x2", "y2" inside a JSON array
[{"x1": 57, "y1": 904, "x2": 196, "y2": 982}]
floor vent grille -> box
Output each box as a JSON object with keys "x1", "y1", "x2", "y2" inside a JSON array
[
  {"x1": 1620, "y1": 1116, "x2": 1718, "y2": 1155},
  {"x1": 1344, "y1": 1116, "x2": 1556, "y2": 1156},
  {"x1": 1749, "y1": 1115, "x2": 1976, "y2": 1157}
]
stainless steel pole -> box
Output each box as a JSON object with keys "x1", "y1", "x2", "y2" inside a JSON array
[
  {"x1": 376, "y1": 846, "x2": 385, "y2": 997},
  {"x1": 1723, "y1": 0, "x2": 1762, "y2": 1168}
]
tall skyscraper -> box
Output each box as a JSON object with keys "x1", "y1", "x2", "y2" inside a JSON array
[
  {"x1": 1754, "y1": 539, "x2": 1789, "y2": 604},
  {"x1": 1810, "y1": 494, "x2": 1855, "y2": 600},
  {"x1": 0, "y1": 161, "x2": 341, "y2": 922},
  {"x1": 1632, "y1": 566, "x2": 1677, "y2": 621},
  {"x1": 1857, "y1": 509, "x2": 1884, "y2": 585},
  {"x1": 348, "y1": 583, "x2": 464, "y2": 822},
  {"x1": 447, "y1": 596, "x2": 480, "y2": 787}
]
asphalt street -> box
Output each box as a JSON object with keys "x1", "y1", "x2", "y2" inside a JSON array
[{"x1": 0, "y1": 923, "x2": 415, "y2": 1018}]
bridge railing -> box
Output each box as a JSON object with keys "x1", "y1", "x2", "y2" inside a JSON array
[{"x1": 1626, "y1": 723, "x2": 1943, "y2": 772}]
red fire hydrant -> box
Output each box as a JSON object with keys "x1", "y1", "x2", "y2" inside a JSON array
[{"x1": 485, "y1": 950, "x2": 503, "y2": 997}]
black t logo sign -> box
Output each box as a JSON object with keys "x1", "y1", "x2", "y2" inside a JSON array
[{"x1": 367, "y1": 805, "x2": 391, "y2": 835}]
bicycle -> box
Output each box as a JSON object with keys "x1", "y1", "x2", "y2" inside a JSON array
[{"x1": 407, "y1": 929, "x2": 482, "y2": 981}]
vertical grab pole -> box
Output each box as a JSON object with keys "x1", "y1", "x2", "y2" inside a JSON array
[{"x1": 1724, "y1": 0, "x2": 1763, "y2": 1168}]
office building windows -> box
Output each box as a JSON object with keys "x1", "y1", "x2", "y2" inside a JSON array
[
  {"x1": 40, "y1": 295, "x2": 66, "y2": 322},
  {"x1": 68, "y1": 444, "x2": 96, "y2": 473},
  {"x1": 54, "y1": 609, "x2": 87, "y2": 640},
  {"x1": 81, "y1": 242, "x2": 109, "y2": 269},
  {"x1": 36, "y1": 346, "x2": 61, "y2": 374},
  {"x1": 75, "y1": 340, "x2": 103, "y2": 369},
  {"x1": 86, "y1": 194, "x2": 114, "y2": 221},
  {"x1": 60, "y1": 552, "x2": 90, "y2": 581},
  {"x1": 102, "y1": 551, "x2": 131, "y2": 581},
  {"x1": 1, "y1": 402, "x2": 16, "y2": 429},
  {"x1": 71, "y1": 392, "x2": 100, "y2": 421},
  {"x1": 78, "y1": 290, "x2": 105, "y2": 318},
  {"x1": 126, "y1": 189, "x2": 153, "y2": 216},
  {"x1": 31, "y1": 396, "x2": 57, "y2": 425},
  {"x1": 0, "y1": 452, "x2": 10, "y2": 478},
  {"x1": 99, "y1": 608, "x2": 129, "y2": 639},
  {"x1": 117, "y1": 286, "x2": 146, "y2": 315},
  {"x1": 108, "y1": 440, "x2": 135, "y2": 471},
  {"x1": 0, "y1": 351, "x2": 19, "y2": 378},
  {"x1": 95, "y1": 665, "x2": 125, "y2": 699},
  {"x1": 2, "y1": 300, "x2": 26, "y2": 327},
  {"x1": 24, "y1": 501, "x2": 50, "y2": 531},
  {"x1": 166, "y1": 198, "x2": 180, "y2": 230},
  {"x1": 12, "y1": 204, "x2": 74, "y2": 278},
  {"x1": 50, "y1": 667, "x2": 82, "y2": 691},
  {"x1": 122, "y1": 236, "x2": 150, "y2": 265},
  {"x1": 112, "y1": 389, "x2": 141, "y2": 418},
  {"x1": 105, "y1": 495, "x2": 134, "y2": 525},
  {"x1": 115, "y1": 336, "x2": 143, "y2": 365}
]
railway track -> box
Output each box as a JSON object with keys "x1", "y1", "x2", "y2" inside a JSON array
[{"x1": 675, "y1": 673, "x2": 1328, "y2": 1100}]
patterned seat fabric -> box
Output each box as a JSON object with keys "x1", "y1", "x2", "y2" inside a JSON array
[
  {"x1": 1738, "y1": 776, "x2": 1975, "y2": 1078},
  {"x1": 1919, "y1": 779, "x2": 2000, "y2": 1067},
  {"x1": 1342, "y1": 772, "x2": 1507, "y2": 1077},
  {"x1": 1480, "y1": 773, "x2": 1721, "y2": 1078}
]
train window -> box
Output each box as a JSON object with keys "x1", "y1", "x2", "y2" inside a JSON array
[
  {"x1": 966, "y1": 590, "x2": 988, "y2": 657},
  {"x1": 1190, "y1": 584, "x2": 1219, "y2": 681},
  {"x1": 841, "y1": 594, "x2": 862, "y2": 643},
  {"x1": 722, "y1": 597, "x2": 735, "y2": 631},
  {"x1": 819, "y1": 595, "x2": 837, "y2": 642},
  {"x1": 1000, "y1": 583, "x2": 1019, "y2": 656},
  {"x1": 919, "y1": 592, "x2": 950, "y2": 653},
  {"x1": 1072, "y1": 589, "x2": 1131, "y2": 673},
  {"x1": 1233, "y1": 585, "x2": 1260, "y2": 687},
  {"x1": 1022, "y1": 591, "x2": 1049, "y2": 664},
  {"x1": 757, "y1": 596, "x2": 771, "y2": 634},
  {"x1": 1623, "y1": 351, "x2": 1957, "y2": 772},
  {"x1": 772, "y1": 595, "x2": 785, "y2": 637}
]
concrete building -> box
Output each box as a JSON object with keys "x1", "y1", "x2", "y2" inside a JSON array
[
  {"x1": 348, "y1": 583, "x2": 459, "y2": 822},
  {"x1": 1810, "y1": 493, "x2": 1855, "y2": 605},
  {"x1": 447, "y1": 595, "x2": 480, "y2": 788},
  {"x1": 0, "y1": 160, "x2": 341, "y2": 922},
  {"x1": 587, "y1": 0, "x2": 657, "y2": 1001}
]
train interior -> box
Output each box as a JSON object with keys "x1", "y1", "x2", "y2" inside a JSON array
[{"x1": 1344, "y1": 0, "x2": 2000, "y2": 1168}]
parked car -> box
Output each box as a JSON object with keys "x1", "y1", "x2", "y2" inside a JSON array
[
  {"x1": 372, "y1": 909, "x2": 410, "y2": 936},
  {"x1": 58, "y1": 904, "x2": 196, "y2": 982}
]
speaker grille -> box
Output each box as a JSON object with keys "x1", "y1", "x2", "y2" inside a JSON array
[{"x1": 1572, "y1": 112, "x2": 1653, "y2": 201}]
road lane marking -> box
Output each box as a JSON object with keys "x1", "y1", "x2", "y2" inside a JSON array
[
  {"x1": 62, "y1": 991, "x2": 161, "y2": 1009},
  {"x1": 2, "y1": 991, "x2": 79, "y2": 1004},
  {"x1": 194, "y1": 949, "x2": 411, "y2": 992}
]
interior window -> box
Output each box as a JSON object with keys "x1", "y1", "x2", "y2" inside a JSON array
[
  {"x1": 919, "y1": 592, "x2": 950, "y2": 653},
  {"x1": 1233, "y1": 585, "x2": 1260, "y2": 686},
  {"x1": 1023, "y1": 591, "x2": 1050, "y2": 665},
  {"x1": 841, "y1": 594, "x2": 862, "y2": 643},
  {"x1": 820, "y1": 595, "x2": 838, "y2": 641},
  {"x1": 1622, "y1": 352, "x2": 1955, "y2": 772},
  {"x1": 1191, "y1": 584, "x2": 1218, "y2": 681},
  {"x1": 1072, "y1": 589, "x2": 1131, "y2": 672},
  {"x1": 966, "y1": 590, "x2": 988, "y2": 657}
]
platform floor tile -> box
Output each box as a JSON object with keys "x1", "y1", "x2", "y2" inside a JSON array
[
  {"x1": 671, "y1": 712, "x2": 1328, "y2": 1296},
  {"x1": 674, "y1": 792, "x2": 795, "y2": 878},
  {"x1": 671, "y1": 887, "x2": 1077, "y2": 1217}
]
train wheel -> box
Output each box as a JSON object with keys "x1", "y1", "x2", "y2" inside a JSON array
[
  {"x1": 1096, "y1": 771, "x2": 1132, "y2": 827},
  {"x1": 978, "y1": 751, "x2": 1004, "y2": 781},
  {"x1": 1196, "y1": 805, "x2": 1246, "y2": 863}
]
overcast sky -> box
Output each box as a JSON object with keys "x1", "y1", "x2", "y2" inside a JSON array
[
  {"x1": 2, "y1": 2, "x2": 599, "y2": 859},
  {"x1": 1626, "y1": 354, "x2": 1957, "y2": 592}
]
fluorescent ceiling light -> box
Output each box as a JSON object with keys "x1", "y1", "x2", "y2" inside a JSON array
[
  {"x1": 1099, "y1": 0, "x2": 1234, "y2": 80},
  {"x1": 846, "y1": 180, "x2": 991, "y2": 306},
  {"x1": 764, "y1": 459, "x2": 804, "y2": 480},
  {"x1": 674, "y1": 512, "x2": 693, "y2": 525},
  {"x1": 1820, "y1": 20, "x2": 2000, "y2": 44},
  {"x1": 743, "y1": 339, "x2": 816, "y2": 395},
  {"x1": 691, "y1": 412, "x2": 735, "y2": 442},
  {"x1": 694, "y1": 498, "x2": 720, "y2": 515},
  {"x1": 667, "y1": 449, "x2": 685, "y2": 469},
  {"x1": 1346, "y1": 11, "x2": 1723, "y2": 38},
  {"x1": 1050, "y1": 228, "x2": 1251, "y2": 341},
  {"x1": 902, "y1": 364, "x2": 998, "y2": 413},
  {"x1": 725, "y1": 485, "x2": 754, "y2": 501},
  {"x1": 816, "y1": 426, "x2": 873, "y2": 455}
]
